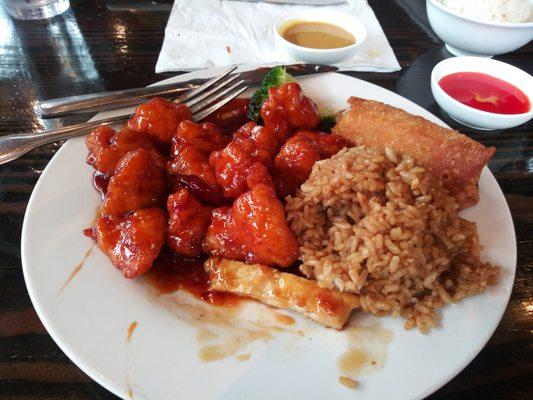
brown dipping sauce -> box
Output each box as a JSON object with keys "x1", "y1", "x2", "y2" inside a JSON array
[{"x1": 280, "y1": 20, "x2": 356, "y2": 49}]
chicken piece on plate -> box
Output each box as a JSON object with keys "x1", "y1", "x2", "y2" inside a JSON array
[
  {"x1": 201, "y1": 97, "x2": 249, "y2": 135},
  {"x1": 171, "y1": 120, "x2": 229, "y2": 156},
  {"x1": 205, "y1": 257, "x2": 360, "y2": 329},
  {"x1": 233, "y1": 122, "x2": 286, "y2": 158},
  {"x1": 167, "y1": 146, "x2": 220, "y2": 189},
  {"x1": 209, "y1": 137, "x2": 273, "y2": 199},
  {"x1": 86, "y1": 126, "x2": 166, "y2": 175},
  {"x1": 167, "y1": 189, "x2": 212, "y2": 256},
  {"x1": 128, "y1": 97, "x2": 192, "y2": 148},
  {"x1": 95, "y1": 207, "x2": 166, "y2": 278},
  {"x1": 261, "y1": 82, "x2": 320, "y2": 135},
  {"x1": 203, "y1": 183, "x2": 298, "y2": 267},
  {"x1": 166, "y1": 174, "x2": 229, "y2": 208},
  {"x1": 102, "y1": 148, "x2": 166, "y2": 216},
  {"x1": 86, "y1": 125, "x2": 114, "y2": 167},
  {"x1": 274, "y1": 130, "x2": 348, "y2": 197}
]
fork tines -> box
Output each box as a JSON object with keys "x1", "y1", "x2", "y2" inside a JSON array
[{"x1": 173, "y1": 67, "x2": 248, "y2": 121}]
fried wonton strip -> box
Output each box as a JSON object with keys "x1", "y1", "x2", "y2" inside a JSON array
[
  {"x1": 332, "y1": 97, "x2": 496, "y2": 209},
  {"x1": 204, "y1": 257, "x2": 359, "y2": 329}
]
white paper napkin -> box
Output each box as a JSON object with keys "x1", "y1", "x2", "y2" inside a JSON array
[{"x1": 155, "y1": 0, "x2": 401, "y2": 73}]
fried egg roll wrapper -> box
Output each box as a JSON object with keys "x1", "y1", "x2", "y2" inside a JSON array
[
  {"x1": 204, "y1": 257, "x2": 359, "y2": 329},
  {"x1": 332, "y1": 97, "x2": 496, "y2": 209}
]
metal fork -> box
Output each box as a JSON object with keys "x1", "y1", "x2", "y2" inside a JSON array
[{"x1": 0, "y1": 66, "x2": 248, "y2": 166}]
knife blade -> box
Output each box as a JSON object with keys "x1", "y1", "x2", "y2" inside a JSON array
[{"x1": 36, "y1": 64, "x2": 338, "y2": 118}]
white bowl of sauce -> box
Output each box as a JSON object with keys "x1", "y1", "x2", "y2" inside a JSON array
[
  {"x1": 431, "y1": 57, "x2": 532, "y2": 130},
  {"x1": 274, "y1": 10, "x2": 366, "y2": 64}
]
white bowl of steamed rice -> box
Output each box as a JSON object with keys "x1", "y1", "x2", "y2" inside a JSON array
[{"x1": 426, "y1": 0, "x2": 533, "y2": 57}]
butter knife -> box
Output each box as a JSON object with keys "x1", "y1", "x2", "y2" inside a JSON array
[{"x1": 36, "y1": 64, "x2": 338, "y2": 118}]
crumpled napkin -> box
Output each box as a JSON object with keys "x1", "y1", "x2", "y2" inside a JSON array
[{"x1": 155, "y1": 0, "x2": 401, "y2": 73}]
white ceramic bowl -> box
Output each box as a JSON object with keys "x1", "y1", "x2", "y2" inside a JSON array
[
  {"x1": 426, "y1": 0, "x2": 533, "y2": 57},
  {"x1": 274, "y1": 9, "x2": 366, "y2": 64},
  {"x1": 431, "y1": 57, "x2": 533, "y2": 130}
]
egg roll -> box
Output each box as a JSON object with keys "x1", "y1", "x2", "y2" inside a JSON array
[{"x1": 332, "y1": 97, "x2": 495, "y2": 209}]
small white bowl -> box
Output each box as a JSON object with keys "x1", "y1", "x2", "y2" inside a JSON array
[
  {"x1": 426, "y1": 0, "x2": 533, "y2": 57},
  {"x1": 274, "y1": 9, "x2": 366, "y2": 64},
  {"x1": 431, "y1": 57, "x2": 533, "y2": 130}
]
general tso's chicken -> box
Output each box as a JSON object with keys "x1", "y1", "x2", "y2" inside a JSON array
[
  {"x1": 128, "y1": 97, "x2": 192, "y2": 148},
  {"x1": 102, "y1": 149, "x2": 166, "y2": 216},
  {"x1": 167, "y1": 146, "x2": 220, "y2": 189},
  {"x1": 171, "y1": 120, "x2": 229, "y2": 156},
  {"x1": 86, "y1": 126, "x2": 165, "y2": 175},
  {"x1": 201, "y1": 97, "x2": 249, "y2": 135},
  {"x1": 233, "y1": 122, "x2": 285, "y2": 158},
  {"x1": 167, "y1": 189, "x2": 213, "y2": 257},
  {"x1": 205, "y1": 257, "x2": 360, "y2": 329},
  {"x1": 95, "y1": 207, "x2": 166, "y2": 278},
  {"x1": 261, "y1": 82, "x2": 320, "y2": 136},
  {"x1": 274, "y1": 130, "x2": 349, "y2": 197},
  {"x1": 203, "y1": 183, "x2": 298, "y2": 267},
  {"x1": 209, "y1": 137, "x2": 273, "y2": 199}
]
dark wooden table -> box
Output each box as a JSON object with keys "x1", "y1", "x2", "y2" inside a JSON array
[{"x1": 0, "y1": 0, "x2": 531, "y2": 398}]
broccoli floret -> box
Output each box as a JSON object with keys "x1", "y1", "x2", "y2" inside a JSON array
[
  {"x1": 248, "y1": 66, "x2": 296, "y2": 122},
  {"x1": 318, "y1": 109, "x2": 337, "y2": 133}
]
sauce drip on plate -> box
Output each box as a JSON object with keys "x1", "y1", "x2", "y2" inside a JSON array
[
  {"x1": 280, "y1": 20, "x2": 356, "y2": 49},
  {"x1": 439, "y1": 72, "x2": 530, "y2": 115}
]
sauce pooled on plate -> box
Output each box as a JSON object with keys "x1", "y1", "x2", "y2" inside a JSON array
[
  {"x1": 280, "y1": 20, "x2": 356, "y2": 49},
  {"x1": 439, "y1": 72, "x2": 530, "y2": 115}
]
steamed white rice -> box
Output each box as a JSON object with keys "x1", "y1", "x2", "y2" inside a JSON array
[{"x1": 437, "y1": 0, "x2": 532, "y2": 23}]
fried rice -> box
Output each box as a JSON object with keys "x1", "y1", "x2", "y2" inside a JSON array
[{"x1": 286, "y1": 146, "x2": 499, "y2": 332}]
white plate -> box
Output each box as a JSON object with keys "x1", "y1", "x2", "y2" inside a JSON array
[{"x1": 21, "y1": 72, "x2": 516, "y2": 400}]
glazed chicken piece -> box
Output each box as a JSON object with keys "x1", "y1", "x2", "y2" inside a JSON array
[
  {"x1": 128, "y1": 97, "x2": 192, "y2": 148},
  {"x1": 102, "y1": 148, "x2": 166, "y2": 216},
  {"x1": 261, "y1": 82, "x2": 320, "y2": 136},
  {"x1": 233, "y1": 122, "x2": 285, "y2": 158},
  {"x1": 274, "y1": 130, "x2": 349, "y2": 197},
  {"x1": 86, "y1": 126, "x2": 165, "y2": 175},
  {"x1": 167, "y1": 189, "x2": 212, "y2": 256},
  {"x1": 171, "y1": 120, "x2": 229, "y2": 156},
  {"x1": 167, "y1": 120, "x2": 227, "y2": 193},
  {"x1": 95, "y1": 207, "x2": 166, "y2": 278},
  {"x1": 209, "y1": 137, "x2": 273, "y2": 199},
  {"x1": 201, "y1": 97, "x2": 249, "y2": 135},
  {"x1": 167, "y1": 146, "x2": 219, "y2": 189},
  {"x1": 203, "y1": 183, "x2": 298, "y2": 267},
  {"x1": 86, "y1": 125, "x2": 114, "y2": 169}
]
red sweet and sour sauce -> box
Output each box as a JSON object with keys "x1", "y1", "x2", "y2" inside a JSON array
[{"x1": 439, "y1": 72, "x2": 530, "y2": 115}]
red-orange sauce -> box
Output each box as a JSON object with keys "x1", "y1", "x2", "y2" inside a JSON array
[
  {"x1": 93, "y1": 172, "x2": 110, "y2": 199},
  {"x1": 439, "y1": 72, "x2": 530, "y2": 115},
  {"x1": 201, "y1": 98, "x2": 250, "y2": 134},
  {"x1": 146, "y1": 248, "x2": 242, "y2": 307},
  {"x1": 83, "y1": 227, "x2": 96, "y2": 241},
  {"x1": 170, "y1": 174, "x2": 230, "y2": 207}
]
